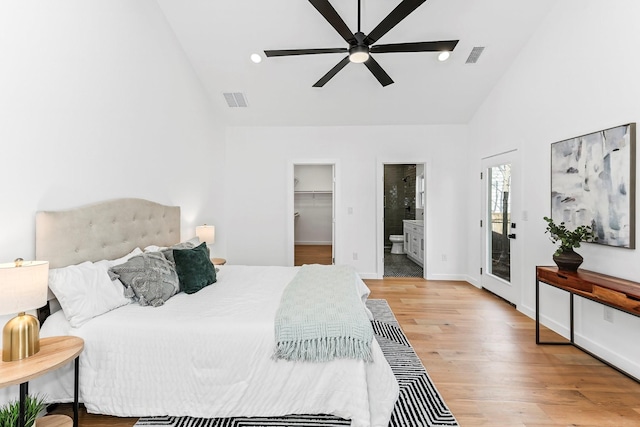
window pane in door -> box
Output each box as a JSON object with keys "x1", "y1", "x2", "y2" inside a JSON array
[{"x1": 489, "y1": 164, "x2": 511, "y2": 282}]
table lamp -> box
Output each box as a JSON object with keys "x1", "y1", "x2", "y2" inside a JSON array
[
  {"x1": 196, "y1": 224, "x2": 215, "y2": 250},
  {"x1": 0, "y1": 259, "x2": 49, "y2": 362}
]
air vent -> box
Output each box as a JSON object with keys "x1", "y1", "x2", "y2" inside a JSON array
[
  {"x1": 223, "y1": 92, "x2": 248, "y2": 108},
  {"x1": 465, "y1": 46, "x2": 485, "y2": 64}
]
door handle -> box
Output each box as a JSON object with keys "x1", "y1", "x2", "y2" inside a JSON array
[{"x1": 508, "y1": 233, "x2": 516, "y2": 239}]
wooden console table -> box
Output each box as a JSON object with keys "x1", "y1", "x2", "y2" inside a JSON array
[{"x1": 536, "y1": 266, "x2": 640, "y2": 382}]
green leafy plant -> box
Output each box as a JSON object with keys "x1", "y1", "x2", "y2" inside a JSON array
[
  {"x1": 0, "y1": 394, "x2": 47, "y2": 427},
  {"x1": 543, "y1": 216, "x2": 597, "y2": 256}
]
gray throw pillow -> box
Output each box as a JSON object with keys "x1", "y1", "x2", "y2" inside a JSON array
[
  {"x1": 109, "y1": 252, "x2": 179, "y2": 307},
  {"x1": 161, "y1": 238, "x2": 199, "y2": 264}
]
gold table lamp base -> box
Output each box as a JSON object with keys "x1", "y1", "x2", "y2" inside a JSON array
[{"x1": 2, "y1": 312, "x2": 41, "y2": 362}]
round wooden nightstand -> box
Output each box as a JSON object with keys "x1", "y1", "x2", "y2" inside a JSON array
[
  {"x1": 0, "y1": 336, "x2": 84, "y2": 427},
  {"x1": 211, "y1": 258, "x2": 227, "y2": 265}
]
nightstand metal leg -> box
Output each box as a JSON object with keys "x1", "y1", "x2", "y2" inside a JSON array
[
  {"x1": 19, "y1": 382, "x2": 27, "y2": 427},
  {"x1": 73, "y1": 356, "x2": 79, "y2": 427}
]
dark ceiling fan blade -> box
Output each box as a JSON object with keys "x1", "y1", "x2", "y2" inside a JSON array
[
  {"x1": 313, "y1": 56, "x2": 350, "y2": 87},
  {"x1": 265, "y1": 48, "x2": 347, "y2": 57},
  {"x1": 371, "y1": 40, "x2": 459, "y2": 54},
  {"x1": 309, "y1": 0, "x2": 356, "y2": 44},
  {"x1": 364, "y1": 56, "x2": 394, "y2": 87},
  {"x1": 364, "y1": 0, "x2": 426, "y2": 45}
]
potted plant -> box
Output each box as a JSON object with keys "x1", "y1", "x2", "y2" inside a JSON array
[
  {"x1": 543, "y1": 216, "x2": 597, "y2": 271},
  {"x1": 0, "y1": 394, "x2": 47, "y2": 427}
]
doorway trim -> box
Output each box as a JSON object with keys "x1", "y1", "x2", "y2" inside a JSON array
[
  {"x1": 286, "y1": 159, "x2": 339, "y2": 267},
  {"x1": 376, "y1": 158, "x2": 428, "y2": 279}
]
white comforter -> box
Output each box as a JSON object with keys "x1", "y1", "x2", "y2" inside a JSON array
[{"x1": 27, "y1": 265, "x2": 398, "y2": 427}]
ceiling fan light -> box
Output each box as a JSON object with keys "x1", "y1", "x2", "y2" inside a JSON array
[
  {"x1": 437, "y1": 51, "x2": 450, "y2": 62},
  {"x1": 349, "y1": 45, "x2": 369, "y2": 63}
]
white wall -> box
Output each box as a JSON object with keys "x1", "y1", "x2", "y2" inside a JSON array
[
  {"x1": 467, "y1": 0, "x2": 640, "y2": 378},
  {"x1": 0, "y1": 0, "x2": 226, "y2": 264},
  {"x1": 294, "y1": 193, "x2": 333, "y2": 245},
  {"x1": 294, "y1": 165, "x2": 333, "y2": 192},
  {"x1": 224, "y1": 125, "x2": 469, "y2": 279}
]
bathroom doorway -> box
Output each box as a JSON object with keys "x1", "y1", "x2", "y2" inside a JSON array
[
  {"x1": 293, "y1": 164, "x2": 335, "y2": 266},
  {"x1": 379, "y1": 163, "x2": 426, "y2": 278}
]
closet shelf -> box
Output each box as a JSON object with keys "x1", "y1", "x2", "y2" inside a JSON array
[{"x1": 294, "y1": 190, "x2": 333, "y2": 194}]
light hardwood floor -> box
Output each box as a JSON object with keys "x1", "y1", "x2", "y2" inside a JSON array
[
  {"x1": 366, "y1": 278, "x2": 640, "y2": 426},
  {"x1": 50, "y1": 277, "x2": 640, "y2": 427},
  {"x1": 294, "y1": 244, "x2": 332, "y2": 266}
]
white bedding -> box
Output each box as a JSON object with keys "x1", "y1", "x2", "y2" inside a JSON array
[{"x1": 29, "y1": 265, "x2": 398, "y2": 427}]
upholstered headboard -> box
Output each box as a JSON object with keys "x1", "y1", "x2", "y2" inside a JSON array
[{"x1": 36, "y1": 198, "x2": 181, "y2": 269}]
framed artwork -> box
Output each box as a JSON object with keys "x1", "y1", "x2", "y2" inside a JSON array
[{"x1": 550, "y1": 123, "x2": 636, "y2": 249}]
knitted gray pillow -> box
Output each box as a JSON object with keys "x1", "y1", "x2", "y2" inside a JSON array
[
  {"x1": 109, "y1": 252, "x2": 179, "y2": 307},
  {"x1": 161, "y1": 239, "x2": 197, "y2": 264}
]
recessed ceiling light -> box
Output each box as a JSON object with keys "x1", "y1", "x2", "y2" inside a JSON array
[
  {"x1": 438, "y1": 51, "x2": 450, "y2": 62},
  {"x1": 250, "y1": 53, "x2": 262, "y2": 64}
]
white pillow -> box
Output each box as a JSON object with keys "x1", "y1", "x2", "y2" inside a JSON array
[
  {"x1": 143, "y1": 245, "x2": 166, "y2": 253},
  {"x1": 104, "y1": 247, "x2": 143, "y2": 267},
  {"x1": 48, "y1": 253, "x2": 138, "y2": 327}
]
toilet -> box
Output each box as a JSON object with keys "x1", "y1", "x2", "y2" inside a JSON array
[{"x1": 389, "y1": 235, "x2": 404, "y2": 254}]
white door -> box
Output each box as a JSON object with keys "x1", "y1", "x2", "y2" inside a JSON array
[{"x1": 481, "y1": 151, "x2": 520, "y2": 305}]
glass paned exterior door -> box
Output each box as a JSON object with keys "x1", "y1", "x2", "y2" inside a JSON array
[{"x1": 488, "y1": 164, "x2": 511, "y2": 282}]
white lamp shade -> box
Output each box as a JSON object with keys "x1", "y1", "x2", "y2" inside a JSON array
[
  {"x1": 196, "y1": 225, "x2": 215, "y2": 245},
  {"x1": 0, "y1": 261, "x2": 49, "y2": 315}
]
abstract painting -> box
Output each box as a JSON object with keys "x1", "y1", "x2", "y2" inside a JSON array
[{"x1": 551, "y1": 123, "x2": 636, "y2": 248}]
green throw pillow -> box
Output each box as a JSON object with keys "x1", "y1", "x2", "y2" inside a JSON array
[{"x1": 173, "y1": 242, "x2": 217, "y2": 294}]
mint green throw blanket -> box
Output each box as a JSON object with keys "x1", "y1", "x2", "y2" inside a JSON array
[{"x1": 273, "y1": 264, "x2": 374, "y2": 363}]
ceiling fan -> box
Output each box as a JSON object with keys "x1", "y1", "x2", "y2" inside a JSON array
[{"x1": 264, "y1": 0, "x2": 459, "y2": 87}]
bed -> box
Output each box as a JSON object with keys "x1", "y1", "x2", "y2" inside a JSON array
[{"x1": 17, "y1": 198, "x2": 398, "y2": 427}]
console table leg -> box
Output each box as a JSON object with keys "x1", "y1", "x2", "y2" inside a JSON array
[
  {"x1": 536, "y1": 272, "x2": 572, "y2": 346},
  {"x1": 569, "y1": 293, "x2": 575, "y2": 343},
  {"x1": 535, "y1": 277, "x2": 540, "y2": 344}
]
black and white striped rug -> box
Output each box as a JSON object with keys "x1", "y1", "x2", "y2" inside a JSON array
[{"x1": 135, "y1": 299, "x2": 458, "y2": 427}]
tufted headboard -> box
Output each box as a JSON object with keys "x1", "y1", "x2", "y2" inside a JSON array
[{"x1": 36, "y1": 198, "x2": 181, "y2": 269}]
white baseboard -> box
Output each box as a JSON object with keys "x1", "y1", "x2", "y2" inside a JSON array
[
  {"x1": 517, "y1": 303, "x2": 639, "y2": 378},
  {"x1": 537, "y1": 313, "x2": 570, "y2": 340},
  {"x1": 425, "y1": 273, "x2": 472, "y2": 282},
  {"x1": 574, "y1": 333, "x2": 640, "y2": 379},
  {"x1": 518, "y1": 303, "x2": 535, "y2": 320},
  {"x1": 294, "y1": 241, "x2": 332, "y2": 245},
  {"x1": 359, "y1": 273, "x2": 479, "y2": 282},
  {"x1": 463, "y1": 275, "x2": 480, "y2": 288}
]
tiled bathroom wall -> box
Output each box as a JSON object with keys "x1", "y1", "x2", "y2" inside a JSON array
[{"x1": 384, "y1": 164, "x2": 416, "y2": 247}]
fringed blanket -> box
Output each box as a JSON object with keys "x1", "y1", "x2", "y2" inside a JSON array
[{"x1": 273, "y1": 264, "x2": 374, "y2": 363}]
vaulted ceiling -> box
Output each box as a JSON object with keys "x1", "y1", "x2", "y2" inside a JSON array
[{"x1": 156, "y1": 0, "x2": 556, "y2": 126}]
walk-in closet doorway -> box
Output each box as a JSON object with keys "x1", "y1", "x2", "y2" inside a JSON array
[{"x1": 286, "y1": 161, "x2": 336, "y2": 266}]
